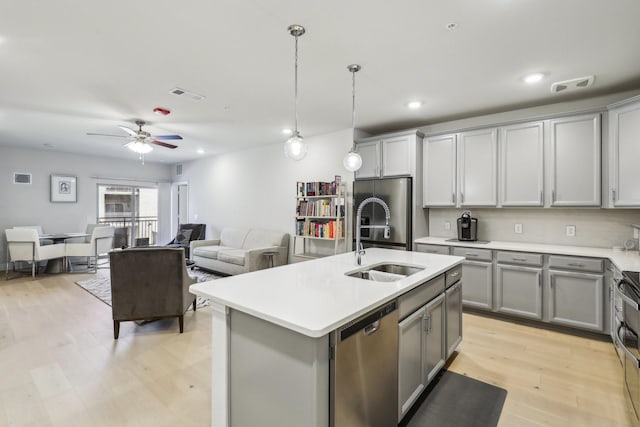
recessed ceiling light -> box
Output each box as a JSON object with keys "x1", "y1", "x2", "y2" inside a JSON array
[
  {"x1": 446, "y1": 23, "x2": 457, "y2": 30},
  {"x1": 407, "y1": 101, "x2": 423, "y2": 110},
  {"x1": 282, "y1": 128, "x2": 293, "y2": 135},
  {"x1": 197, "y1": 149, "x2": 205, "y2": 154},
  {"x1": 523, "y1": 73, "x2": 545, "y2": 84}
]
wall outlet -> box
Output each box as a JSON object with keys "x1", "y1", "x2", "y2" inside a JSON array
[
  {"x1": 514, "y1": 223, "x2": 523, "y2": 234},
  {"x1": 444, "y1": 221, "x2": 451, "y2": 230},
  {"x1": 194, "y1": 214, "x2": 199, "y2": 220},
  {"x1": 635, "y1": 228, "x2": 639, "y2": 239},
  {"x1": 566, "y1": 225, "x2": 576, "y2": 237}
]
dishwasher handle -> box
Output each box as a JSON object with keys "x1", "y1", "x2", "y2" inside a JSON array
[{"x1": 338, "y1": 301, "x2": 396, "y2": 342}]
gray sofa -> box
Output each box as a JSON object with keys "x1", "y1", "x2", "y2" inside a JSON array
[{"x1": 190, "y1": 228, "x2": 289, "y2": 275}]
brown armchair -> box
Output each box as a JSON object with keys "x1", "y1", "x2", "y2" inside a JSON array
[
  {"x1": 165, "y1": 223, "x2": 206, "y2": 258},
  {"x1": 109, "y1": 247, "x2": 197, "y2": 339}
]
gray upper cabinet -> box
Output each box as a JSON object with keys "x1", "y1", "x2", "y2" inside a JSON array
[
  {"x1": 548, "y1": 114, "x2": 601, "y2": 206},
  {"x1": 423, "y1": 134, "x2": 457, "y2": 207},
  {"x1": 458, "y1": 128, "x2": 498, "y2": 206},
  {"x1": 499, "y1": 121, "x2": 544, "y2": 207},
  {"x1": 355, "y1": 133, "x2": 416, "y2": 179},
  {"x1": 354, "y1": 140, "x2": 381, "y2": 179},
  {"x1": 609, "y1": 98, "x2": 640, "y2": 207}
]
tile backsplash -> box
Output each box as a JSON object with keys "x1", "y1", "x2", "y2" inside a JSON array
[{"x1": 427, "y1": 208, "x2": 640, "y2": 249}]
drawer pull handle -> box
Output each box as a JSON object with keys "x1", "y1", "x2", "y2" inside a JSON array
[
  {"x1": 449, "y1": 272, "x2": 460, "y2": 277},
  {"x1": 465, "y1": 252, "x2": 478, "y2": 257},
  {"x1": 511, "y1": 257, "x2": 527, "y2": 262},
  {"x1": 568, "y1": 263, "x2": 585, "y2": 267}
]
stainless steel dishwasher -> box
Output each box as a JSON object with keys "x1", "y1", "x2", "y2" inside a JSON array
[{"x1": 330, "y1": 300, "x2": 398, "y2": 427}]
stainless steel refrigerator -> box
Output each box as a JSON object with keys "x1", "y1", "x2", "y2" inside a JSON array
[{"x1": 353, "y1": 177, "x2": 412, "y2": 251}]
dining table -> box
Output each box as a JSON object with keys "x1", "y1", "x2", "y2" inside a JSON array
[{"x1": 39, "y1": 233, "x2": 90, "y2": 273}]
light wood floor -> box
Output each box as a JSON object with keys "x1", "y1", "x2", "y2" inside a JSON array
[{"x1": 0, "y1": 273, "x2": 636, "y2": 426}]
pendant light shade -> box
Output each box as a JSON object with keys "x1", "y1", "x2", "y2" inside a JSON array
[
  {"x1": 343, "y1": 64, "x2": 362, "y2": 172},
  {"x1": 283, "y1": 25, "x2": 307, "y2": 161}
]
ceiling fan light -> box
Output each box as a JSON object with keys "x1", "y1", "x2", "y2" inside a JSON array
[
  {"x1": 126, "y1": 141, "x2": 153, "y2": 154},
  {"x1": 284, "y1": 132, "x2": 307, "y2": 161},
  {"x1": 343, "y1": 150, "x2": 362, "y2": 172}
]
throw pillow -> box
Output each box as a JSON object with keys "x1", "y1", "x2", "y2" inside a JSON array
[{"x1": 174, "y1": 229, "x2": 193, "y2": 245}]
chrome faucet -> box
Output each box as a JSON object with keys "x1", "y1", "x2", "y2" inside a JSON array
[{"x1": 355, "y1": 197, "x2": 391, "y2": 265}]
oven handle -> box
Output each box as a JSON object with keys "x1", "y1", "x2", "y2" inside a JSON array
[
  {"x1": 617, "y1": 280, "x2": 640, "y2": 311},
  {"x1": 618, "y1": 323, "x2": 640, "y2": 369}
]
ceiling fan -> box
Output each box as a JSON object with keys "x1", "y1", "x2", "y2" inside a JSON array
[{"x1": 87, "y1": 120, "x2": 183, "y2": 153}]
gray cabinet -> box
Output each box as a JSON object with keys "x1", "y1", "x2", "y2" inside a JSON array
[
  {"x1": 445, "y1": 281, "x2": 462, "y2": 358},
  {"x1": 496, "y1": 264, "x2": 543, "y2": 320},
  {"x1": 609, "y1": 98, "x2": 640, "y2": 207},
  {"x1": 398, "y1": 305, "x2": 426, "y2": 420},
  {"x1": 458, "y1": 128, "x2": 498, "y2": 206},
  {"x1": 452, "y1": 247, "x2": 493, "y2": 310},
  {"x1": 415, "y1": 243, "x2": 450, "y2": 255},
  {"x1": 499, "y1": 121, "x2": 544, "y2": 206},
  {"x1": 423, "y1": 134, "x2": 457, "y2": 207},
  {"x1": 356, "y1": 132, "x2": 419, "y2": 179},
  {"x1": 548, "y1": 114, "x2": 601, "y2": 206},
  {"x1": 424, "y1": 294, "x2": 445, "y2": 383},
  {"x1": 548, "y1": 269, "x2": 604, "y2": 332}
]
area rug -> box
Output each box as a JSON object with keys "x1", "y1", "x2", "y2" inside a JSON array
[
  {"x1": 74, "y1": 267, "x2": 223, "y2": 310},
  {"x1": 402, "y1": 370, "x2": 507, "y2": 427}
]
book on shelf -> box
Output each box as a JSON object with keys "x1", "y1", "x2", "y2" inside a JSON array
[
  {"x1": 299, "y1": 180, "x2": 343, "y2": 197},
  {"x1": 295, "y1": 219, "x2": 344, "y2": 239}
]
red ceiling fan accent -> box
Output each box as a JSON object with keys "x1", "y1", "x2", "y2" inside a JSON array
[{"x1": 153, "y1": 107, "x2": 171, "y2": 116}]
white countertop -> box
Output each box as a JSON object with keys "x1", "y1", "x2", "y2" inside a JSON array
[
  {"x1": 190, "y1": 248, "x2": 464, "y2": 338},
  {"x1": 415, "y1": 236, "x2": 640, "y2": 272}
]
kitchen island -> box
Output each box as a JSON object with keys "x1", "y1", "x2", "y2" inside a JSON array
[{"x1": 190, "y1": 248, "x2": 464, "y2": 427}]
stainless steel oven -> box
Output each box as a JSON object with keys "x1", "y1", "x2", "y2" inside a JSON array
[{"x1": 619, "y1": 271, "x2": 640, "y2": 420}]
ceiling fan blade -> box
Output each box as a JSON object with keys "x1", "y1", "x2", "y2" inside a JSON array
[
  {"x1": 150, "y1": 140, "x2": 178, "y2": 149},
  {"x1": 118, "y1": 125, "x2": 138, "y2": 136},
  {"x1": 87, "y1": 132, "x2": 127, "y2": 138},
  {"x1": 152, "y1": 134, "x2": 183, "y2": 140}
]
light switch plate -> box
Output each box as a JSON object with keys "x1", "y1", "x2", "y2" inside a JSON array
[
  {"x1": 514, "y1": 223, "x2": 523, "y2": 234},
  {"x1": 566, "y1": 225, "x2": 576, "y2": 237},
  {"x1": 444, "y1": 221, "x2": 451, "y2": 230}
]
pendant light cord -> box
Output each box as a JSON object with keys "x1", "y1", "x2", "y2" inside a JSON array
[
  {"x1": 294, "y1": 35, "x2": 299, "y2": 134},
  {"x1": 351, "y1": 69, "x2": 356, "y2": 149}
]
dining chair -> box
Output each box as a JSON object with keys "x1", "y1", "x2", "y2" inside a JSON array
[
  {"x1": 5, "y1": 228, "x2": 66, "y2": 279},
  {"x1": 13, "y1": 225, "x2": 53, "y2": 245},
  {"x1": 65, "y1": 226, "x2": 115, "y2": 272}
]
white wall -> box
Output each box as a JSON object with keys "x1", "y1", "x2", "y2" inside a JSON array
[
  {"x1": 175, "y1": 128, "x2": 355, "y2": 259},
  {"x1": 0, "y1": 146, "x2": 173, "y2": 266}
]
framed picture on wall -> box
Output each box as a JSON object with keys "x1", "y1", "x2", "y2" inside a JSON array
[{"x1": 50, "y1": 174, "x2": 77, "y2": 203}]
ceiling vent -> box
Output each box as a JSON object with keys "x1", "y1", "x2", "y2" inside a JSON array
[
  {"x1": 13, "y1": 172, "x2": 32, "y2": 184},
  {"x1": 176, "y1": 164, "x2": 183, "y2": 176},
  {"x1": 550, "y1": 75, "x2": 595, "y2": 93},
  {"x1": 169, "y1": 87, "x2": 206, "y2": 101}
]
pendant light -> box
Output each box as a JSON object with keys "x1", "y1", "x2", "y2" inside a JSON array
[
  {"x1": 343, "y1": 64, "x2": 363, "y2": 172},
  {"x1": 283, "y1": 25, "x2": 308, "y2": 161}
]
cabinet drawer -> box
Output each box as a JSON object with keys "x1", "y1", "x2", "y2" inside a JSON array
[
  {"x1": 415, "y1": 244, "x2": 450, "y2": 255},
  {"x1": 452, "y1": 247, "x2": 492, "y2": 262},
  {"x1": 398, "y1": 274, "x2": 445, "y2": 320},
  {"x1": 548, "y1": 255, "x2": 604, "y2": 273},
  {"x1": 445, "y1": 265, "x2": 462, "y2": 288},
  {"x1": 496, "y1": 251, "x2": 543, "y2": 267}
]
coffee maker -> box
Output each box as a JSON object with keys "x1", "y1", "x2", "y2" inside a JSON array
[{"x1": 457, "y1": 211, "x2": 478, "y2": 241}]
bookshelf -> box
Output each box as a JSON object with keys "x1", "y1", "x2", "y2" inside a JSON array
[{"x1": 293, "y1": 179, "x2": 348, "y2": 258}]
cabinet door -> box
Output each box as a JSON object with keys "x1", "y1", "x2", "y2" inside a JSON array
[
  {"x1": 423, "y1": 134, "x2": 457, "y2": 206},
  {"x1": 549, "y1": 114, "x2": 601, "y2": 206},
  {"x1": 460, "y1": 260, "x2": 493, "y2": 310},
  {"x1": 445, "y1": 281, "x2": 462, "y2": 358},
  {"x1": 424, "y1": 294, "x2": 445, "y2": 384},
  {"x1": 355, "y1": 141, "x2": 380, "y2": 179},
  {"x1": 610, "y1": 101, "x2": 640, "y2": 206},
  {"x1": 548, "y1": 270, "x2": 604, "y2": 332},
  {"x1": 382, "y1": 135, "x2": 412, "y2": 177},
  {"x1": 458, "y1": 128, "x2": 498, "y2": 206},
  {"x1": 499, "y1": 122, "x2": 544, "y2": 206},
  {"x1": 496, "y1": 264, "x2": 542, "y2": 320},
  {"x1": 398, "y1": 307, "x2": 426, "y2": 421}
]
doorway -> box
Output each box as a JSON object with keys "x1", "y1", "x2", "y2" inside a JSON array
[{"x1": 97, "y1": 184, "x2": 159, "y2": 247}]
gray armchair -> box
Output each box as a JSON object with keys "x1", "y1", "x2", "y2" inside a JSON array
[{"x1": 109, "y1": 247, "x2": 197, "y2": 339}]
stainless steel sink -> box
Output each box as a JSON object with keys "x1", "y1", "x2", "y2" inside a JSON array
[{"x1": 345, "y1": 263, "x2": 424, "y2": 282}]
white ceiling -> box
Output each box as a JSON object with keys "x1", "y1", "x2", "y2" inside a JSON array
[{"x1": 1, "y1": 0, "x2": 639, "y2": 164}]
